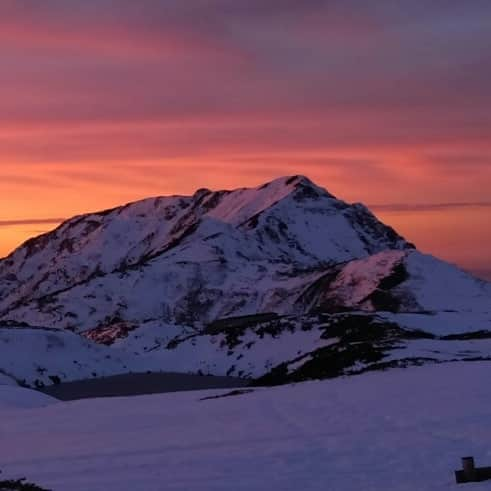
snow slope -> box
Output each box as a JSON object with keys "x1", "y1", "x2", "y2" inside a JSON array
[
  {"x1": 1, "y1": 362, "x2": 490, "y2": 490},
  {"x1": 0, "y1": 386, "x2": 57, "y2": 409},
  {"x1": 380, "y1": 311, "x2": 491, "y2": 336},
  {"x1": 0, "y1": 372, "x2": 17, "y2": 386}
]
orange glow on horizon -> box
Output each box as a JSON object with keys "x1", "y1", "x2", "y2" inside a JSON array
[
  {"x1": 1, "y1": 2, "x2": 490, "y2": 278},
  {"x1": 1, "y1": 157, "x2": 490, "y2": 281}
]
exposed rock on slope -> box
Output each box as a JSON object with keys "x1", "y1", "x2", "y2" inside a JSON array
[{"x1": 305, "y1": 249, "x2": 491, "y2": 314}]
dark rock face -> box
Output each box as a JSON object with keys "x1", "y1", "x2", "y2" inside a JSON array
[
  {"x1": 378, "y1": 263, "x2": 409, "y2": 290},
  {"x1": 82, "y1": 320, "x2": 139, "y2": 346},
  {"x1": 364, "y1": 263, "x2": 412, "y2": 312},
  {"x1": 0, "y1": 476, "x2": 51, "y2": 491},
  {"x1": 252, "y1": 315, "x2": 434, "y2": 386}
]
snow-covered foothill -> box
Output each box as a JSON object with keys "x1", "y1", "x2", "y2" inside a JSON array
[
  {"x1": 0, "y1": 325, "x2": 169, "y2": 387},
  {"x1": 380, "y1": 311, "x2": 491, "y2": 336},
  {"x1": 316, "y1": 249, "x2": 491, "y2": 314},
  {"x1": 0, "y1": 372, "x2": 17, "y2": 386}
]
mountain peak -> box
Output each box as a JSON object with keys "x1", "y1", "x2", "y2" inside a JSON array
[
  {"x1": 259, "y1": 175, "x2": 335, "y2": 199},
  {"x1": 274, "y1": 175, "x2": 312, "y2": 186}
]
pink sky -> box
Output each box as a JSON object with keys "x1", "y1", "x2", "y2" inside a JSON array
[{"x1": 0, "y1": 1, "x2": 490, "y2": 278}]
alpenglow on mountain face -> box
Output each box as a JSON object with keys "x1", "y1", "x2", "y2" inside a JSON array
[
  {"x1": 1, "y1": 175, "x2": 490, "y2": 387},
  {"x1": 0, "y1": 175, "x2": 411, "y2": 329}
]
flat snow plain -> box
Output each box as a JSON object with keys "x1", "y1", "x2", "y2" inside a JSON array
[{"x1": 1, "y1": 362, "x2": 491, "y2": 490}]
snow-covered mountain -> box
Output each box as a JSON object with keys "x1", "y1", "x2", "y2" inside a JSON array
[
  {"x1": 0, "y1": 175, "x2": 490, "y2": 386},
  {"x1": 0, "y1": 176, "x2": 411, "y2": 330}
]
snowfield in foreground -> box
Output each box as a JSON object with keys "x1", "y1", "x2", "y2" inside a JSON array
[
  {"x1": 0, "y1": 385, "x2": 56, "y2": 410},
  {"x1": 0, "y1": 370, "x2": 57, "y2": 409},
  {"x1": 1, "y1": 362, "x2": 491, "y2": 491}
]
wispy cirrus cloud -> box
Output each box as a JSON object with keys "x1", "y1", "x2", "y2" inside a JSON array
[
  {"x1": 0, "y1": 218, "x2": 65, "y2": 227},
  {"x1": 371, "y1": 202, "x2": 491, "y2": 213},
  {"x1": 3, "y1": 200, "x2": 491, "y2": 228},
  {"x1": 4, "y1": 200, "x2": 491, "y2": 229}
]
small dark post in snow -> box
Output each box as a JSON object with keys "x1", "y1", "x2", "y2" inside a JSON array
[
  {"x1": 455, "y1": 456, "x2": 491, "y2": 483},
  {"x1": 462, "y1": 457, "x2": 476, "y2": 481}
]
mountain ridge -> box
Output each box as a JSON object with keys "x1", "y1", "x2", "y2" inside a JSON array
[
  {"x1": 0, "y1": 175, "x2": 489, "y2": 387},
  {"x1": 0, "y1": 175, "x2": 412, "y2": 328}
]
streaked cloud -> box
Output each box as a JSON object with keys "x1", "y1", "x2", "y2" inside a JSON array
[
  {"x1": 0, "y1": 218, "x2": 65, "y2": 227},
  {"x1": 371, "y1": 202, "x2": 491, "y2": 213}
]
